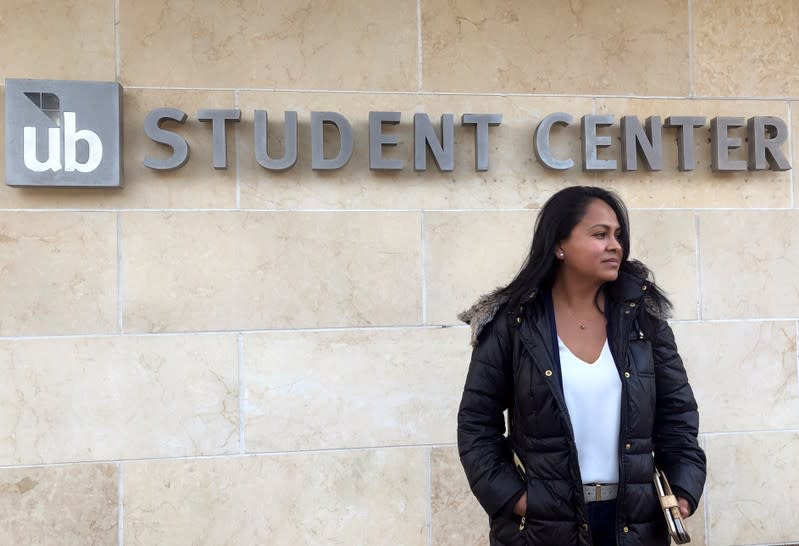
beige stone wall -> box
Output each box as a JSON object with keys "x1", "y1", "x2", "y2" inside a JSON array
[{"x1": 1, "y1": 1, "x2": 797, "y2": 545}]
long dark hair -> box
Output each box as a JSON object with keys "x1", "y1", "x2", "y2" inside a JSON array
[{"x1": 496, "y1": 186, "x2": 672, "y2": 317}]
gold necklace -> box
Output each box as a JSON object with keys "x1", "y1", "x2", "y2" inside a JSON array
[{"x1": 560, "y1": 302, "x2": 601, "y2": 331}]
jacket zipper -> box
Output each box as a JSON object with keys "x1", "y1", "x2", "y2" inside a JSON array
[
  {"x1": 519, "y1": 515, "x2": 526, "y2": 531},
  {"x1": 615, "y1": 304, "x2": 638, "y2": 544}
]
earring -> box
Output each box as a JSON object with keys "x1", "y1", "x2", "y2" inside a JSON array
[{"x1": 559, "y1": 251, "x2": 564, "y2": 258}]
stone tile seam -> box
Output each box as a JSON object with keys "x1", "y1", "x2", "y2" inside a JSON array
[
  {"x1": 688, "y1": 0, "x2": 694, "y2": 98},
  {"x1": 114, "y1": 0, "x2": 121, "y2": 84},
  {"x1": 103, "y1": 85, "x2": 799, "y2": 101},
  {"x1": 234, "y1": 89, "x2": 242, "y2": 209},
  {"x1": 789, "y1": 102, "x2": 796, "y2": 208},
  {"x1": 0, "y1": 324, "x2": 465, "y2": 341},
  {"x1": 695, "y1": 211, "x2": 702, "y2": 320},
  {"x1": 9, "y1": 318, "x2": 799, "y2": 341},
  {"x1": 116, "y1": 212, "x2": 124, "y2": 333},
  {"x1": 416, "y1": 0, "x2": 423, "y2": 93},
  {"x1": 421, "y1": 211, "x2": 428, "y2": 324},
  {"x1": 740, "y1": 543, "x2": 799, "y2": 546},
  {"x1": 2, "y1": 207, "x2": 797, "y2": 213},
  {"x1": 701, "y1": 427, "x2": 799, "y2": 438},
  {"x1": 700, "y1": 434, "x2": 709, "y2": 546},
  {"x1": 671, "y1": 318, "x2": 799, "y2": 324},
  {"x1": 3, "y1": 82, "x2": 799, "y2": 101},
  {"x1": 237, "y1": 333, "x2": 245, "y2": 455},
  {"x1": 425, "y1": 447, "x2": 433, "y2": 546},
  {"x1": 11, "y1": 319, "x2": 799, "y2": 341},
  {"x1": 118, "y1": 462, "x2": 124, "y2": 546},
  {"x1": 0, "y1": 443, "x2": 459, "y2": 470},
  {"x1": 5, "y1": 429, "x2": 799, "y2": 470}
]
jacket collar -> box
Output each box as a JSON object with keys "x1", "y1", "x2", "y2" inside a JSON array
[{"x1": 605, "y1": 270, "x2": 651, "y2": 305}]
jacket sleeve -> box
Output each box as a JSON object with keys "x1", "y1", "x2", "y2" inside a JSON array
[
  {"x1": 650, "y1": 316, "x2": 707, "y2": 513},
  {"x1": 457, "y1": 312, "x2": 526, "y2": 517}
]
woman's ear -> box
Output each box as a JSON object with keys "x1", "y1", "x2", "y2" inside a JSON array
[{"x1": 555, "y1": 247, "x2": 565, "y2": 260}]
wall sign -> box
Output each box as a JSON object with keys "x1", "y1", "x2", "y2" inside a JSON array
[
  {"x1": 5, "y1": 79, "x2": 122, "y2": 187},
  {"x1": 4, "y1": 78, "x2": 791, "y2": 188}
]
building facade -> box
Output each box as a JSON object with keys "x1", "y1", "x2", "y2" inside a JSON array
[{"x1": 1, "y1": 1, "x2": 798, "y2": 545}]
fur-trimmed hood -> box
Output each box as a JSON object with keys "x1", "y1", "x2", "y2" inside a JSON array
[{"x1": 457, "y1": 287, "x2": 510, "y2": 347}]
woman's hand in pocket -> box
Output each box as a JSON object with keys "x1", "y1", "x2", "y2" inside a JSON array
[{"x1": 513, "y1": 492, "x2": 528, "y2": 517}]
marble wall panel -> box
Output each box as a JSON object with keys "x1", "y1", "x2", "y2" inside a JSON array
[
  {"x1": 123, "y1": 449, "x2": 427, "y2": 545},
  {"x1": 422, "y1": 0, "x2": 689, "y2": 95},
  {"x1": 698, "y1": 211, "x2": 799, "y2": 319},
  {"x1": 243, "y1": 327, "x2": 470, "y2": 451},
  {"x1": 237, "y1": 92, "x2": 593, "y2": 210},
  {"x1": 705, "y1": 432, "x2": 799, "y2": 545},
  {"x1": 0, "y1": 90, "x2": 238, "y2": 209},
  {"x1": 119, "y1": 0, "x2": 418, "y2": 90},
  {"x1": 0, "y1": 0, "x2": 115, "y2": 81},
  {"x1": 120, "y1": 211, "x2": 422, "y2": 332},
  {"x1": 431, "y1": 446, "x2": 490, "y2": 546},
  {"x1": 425, "y1": 210, "x2": 537, "y2": 325},
  {"x1": 0, "y1": 334, "x2": 238, "y2": 464},
  {"x1": 694, "y1": 0, "x2": 799, "y2": 97},
  {"x1": 0, "y1": 212, "x2": 117, "y2": 336},
  {"x1": 0, "y1": 464, "x2": 118, "y2": 546},
  {"x1": 689, "y1": 485, "x2": 707, "y2": 546},
  {"x1": 672, "y1": 322, "x2": 799, "y2": 433},
  {"x1": 595, "y1": 98, "x2": 792, "y2": 209},
  {"x1": 628, "y1": 210, "x2": 697, "y2": 320}
]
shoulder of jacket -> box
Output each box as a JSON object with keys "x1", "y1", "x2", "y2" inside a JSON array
[
  {"x1": 459, "y1": 288, "x2": 541, "y2": 346},
  {"x1": 457, "y1": 288, "x2": 513, "y2": 347}
]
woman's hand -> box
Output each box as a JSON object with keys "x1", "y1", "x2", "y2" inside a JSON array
[
  {"x1": 677, "y1": 497, "x2": 691, "y2": 518},
  {"x1": 513, "y1": 492, "x2": 528, "y2": 516}
]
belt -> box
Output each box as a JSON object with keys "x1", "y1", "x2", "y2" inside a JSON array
[{"x1": 583, "y1": 483, "x2": 618, "y2": 503}]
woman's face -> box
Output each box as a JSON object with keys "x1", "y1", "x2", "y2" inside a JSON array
[{"x1": 556, "y1": 199, "x2": 623, "y2": 284}]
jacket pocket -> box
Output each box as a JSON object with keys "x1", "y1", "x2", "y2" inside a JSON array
[{"x1": 489, "y1": 512, "x2": 527, "y2": 545}]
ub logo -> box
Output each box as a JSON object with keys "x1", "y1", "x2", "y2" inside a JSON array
[
  {"x1": 5, "y1": 79, "x2": 122, "y2": 187},
  {"x1": 22, "y1": 91, "x2": 103, "y2": 173}
]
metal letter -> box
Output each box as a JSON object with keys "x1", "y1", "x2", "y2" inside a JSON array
[
  {"x1": 747, "y1": 116, "x2": 791, "y2": 171},
  {"x1": 664, "y1": 116, "x2": 705, "y2": 171},
  {"x1": 414, "y1": 113, "x2": 455, "y2": 171},
  {"x1": 63, "y1": 112, "x2": 103, "y2": 173},
  {"x1": 23, "y1": 126, "x2": 61, "y2": 172},
  {"x1": 620, "y1": 116, "x2": 663, "y2": 171},
  {"x1": 143, "y1": 108, "x2": 190, "y2": 171},
  {"x1": 254, "y1": 110, "x2": 298, "y2": 171},
  {"x1": 710, "y1": 117, "x2": 746, "y2": 171},
  {"x1": 462, "y1": 113, "x2": 502, "y2": 171},
  {"x1": 534, "y1": 112, "x2": 574, "y2": 170},
  {"x1": 369, "y1": 112, "x2": 403, "y2": 170},
  {"x1": 198, "y1": 109, "x2": 241, "y2": 169},
  {"x1": 311, "y1": 111, "x2": 353, "y2": 170},
  {"x1": 581, "y1": 115, "x2": 616, "y2": 171}
]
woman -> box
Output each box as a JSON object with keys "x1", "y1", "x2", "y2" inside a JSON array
[{"x1": 457, "y1": 186, "x2": 706, "y2": 545}]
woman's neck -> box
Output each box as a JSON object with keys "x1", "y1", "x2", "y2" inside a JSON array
[{"x1": 551, "y1": 273, "x2": 605, "y2": 312}]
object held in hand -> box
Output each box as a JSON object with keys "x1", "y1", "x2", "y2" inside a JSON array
[{"x1": 654, "y1": 468, "x2": 691, "y2": 544}]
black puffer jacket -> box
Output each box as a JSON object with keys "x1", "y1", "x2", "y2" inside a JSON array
[{"x1": 457, "y1": 273, "x2": 706, "y2": 545}]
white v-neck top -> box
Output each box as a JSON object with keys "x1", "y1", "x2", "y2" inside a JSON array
[{"x1": 558, "y1": 337, "x2": 622, "y2": 484}]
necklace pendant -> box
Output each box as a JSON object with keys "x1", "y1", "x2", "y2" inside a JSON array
[{"x1": 579, "y1": 324, "x2": 586, "y2": 330}]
